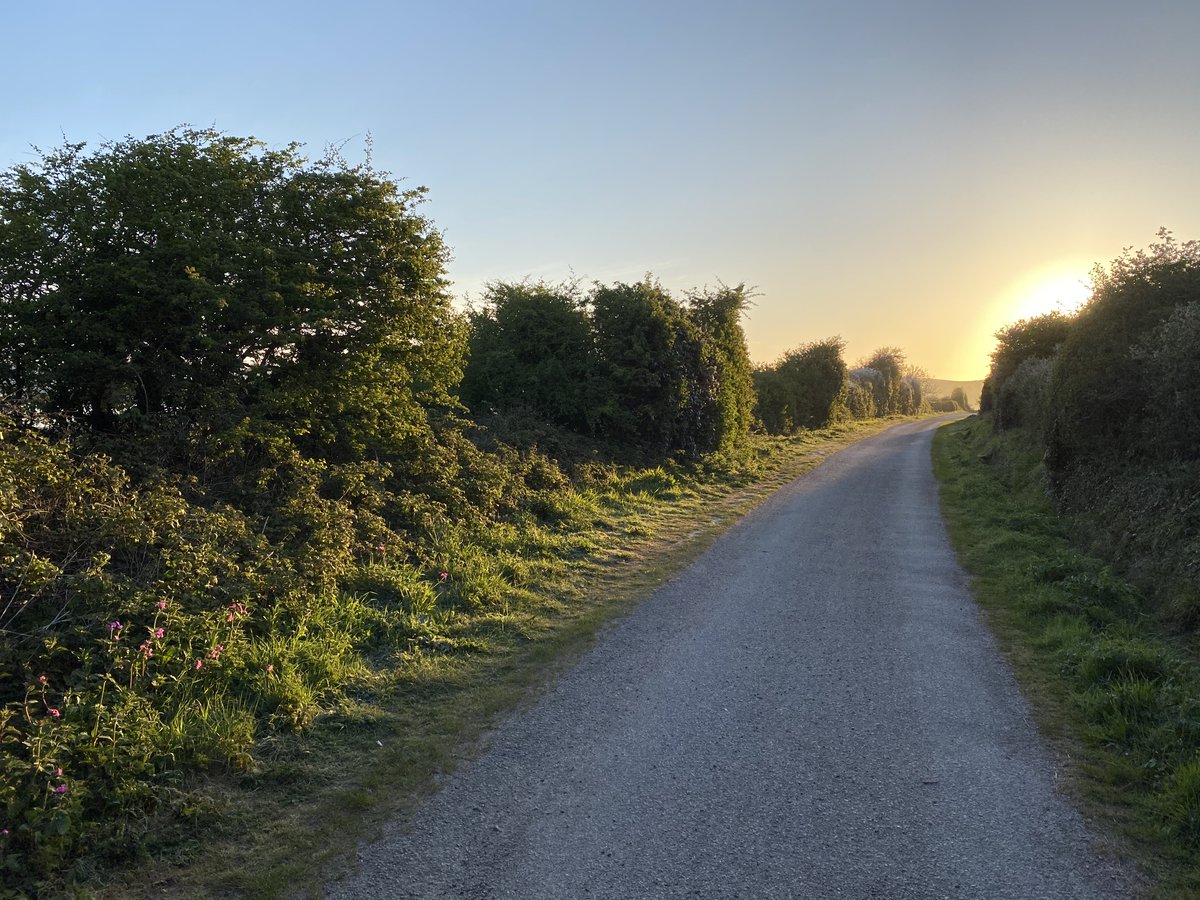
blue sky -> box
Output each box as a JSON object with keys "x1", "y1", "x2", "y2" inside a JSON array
[{"x1": 5, "y1": 0, "x2": 1199, "y2": 378}]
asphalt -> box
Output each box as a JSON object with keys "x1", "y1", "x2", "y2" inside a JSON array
[{"x1": 326, "y1": 417, "x2": 1135, "y2": 900}]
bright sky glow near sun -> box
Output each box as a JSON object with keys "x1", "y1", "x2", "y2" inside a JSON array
[{"x1": 4, "y1": 0, "x2": 1199, "y2": 379}]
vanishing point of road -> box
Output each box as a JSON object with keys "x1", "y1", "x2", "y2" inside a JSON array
[{"x1": 328, "y1": 417, "x2": 1134, "y2": 900}]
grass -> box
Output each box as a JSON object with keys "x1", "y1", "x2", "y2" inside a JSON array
[
  {"x1": 933, "y1": 415, "x2": 1200, "y2": 898},
  {"x1": 69, "y1": 417, "x2": 903, "y2": 900}
]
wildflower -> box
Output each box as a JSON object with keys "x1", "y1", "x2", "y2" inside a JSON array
[
  {"x1": 209, "y1": 644, "x2": 224, "y2": 660},
  {"x1": 266, "y1": 664, "x2": 274, "y2": 674},
  {"x1": 139, "y1": 640, "x2": 154, "y2": 659},
  {"x1": 48, "y1": 708, "x2": 61, "y2": 717},
  {"x1": 153, "y1": 627, "x2": 165, "y2": 639},
  {"x1": 156, "y1": 599, "x2": 168, "y2": 610},
  {"x1": 53, "y1": 784, "x2": 68, "y2": 795},
  {"x1": 438, "y1": 571, "x2": 449, "y2": 581},
  {"x1": 376, "y1": 544, "x2": 386, "y2": 552},
  {"x1": 38, "y1": 675, "x2": 48, "y2": 684},
  {"x1": 108, "y1": 620, "x2": 122, "y2": 633},
  {"x1": 56, "y1": 767, "x2": 62, "y2": 777},
  {"x1": 1, "y1": 828, "x2": 8, "y2": 836},
  {"x1": 194, "y1": 659, "x2": 203, "y2": 670}
]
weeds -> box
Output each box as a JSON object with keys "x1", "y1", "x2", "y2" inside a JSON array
[{"x1": 934, "y1": 415, "x2": 1200, "y2": 896}]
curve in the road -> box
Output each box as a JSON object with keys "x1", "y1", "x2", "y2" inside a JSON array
[{"x1": 328, "y1": 417, "x2": 1135, "y2": 900}]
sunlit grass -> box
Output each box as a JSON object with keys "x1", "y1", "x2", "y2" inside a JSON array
[
  {"x1": 61, "y1": 417, "x2": 904, "y2": 899},
  {"x1": 934, "y1": 415, "x2": 1200, "y2": 898}
]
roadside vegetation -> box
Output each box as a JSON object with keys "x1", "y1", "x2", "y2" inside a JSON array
[
  {"x1": 0, "y1": 128, "x2": 932, "y2": 897},
  {"x1": 936, "y1": 230, "x2": 1200, "y2": 896}
]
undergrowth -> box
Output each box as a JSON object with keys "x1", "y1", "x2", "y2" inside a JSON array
[
  {"x1": 934, "y1": 415, "x2": 1200, "y2": 897},
  {"x1": 2, "y1": 416, "x2": 894, "y2": 899}
]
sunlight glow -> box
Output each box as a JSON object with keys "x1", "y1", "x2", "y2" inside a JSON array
[{"x1": 1007, "y1": 269, "x2": 1093, "y2": 322}]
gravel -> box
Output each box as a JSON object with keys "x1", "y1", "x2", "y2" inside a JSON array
[{"x1": 327, "y1": 417, "x2": 1136, "y2": 899}]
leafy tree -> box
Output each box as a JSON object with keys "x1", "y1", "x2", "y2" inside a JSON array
[
  {"x1": 754, "y1": 338, "x2": 848, "y2": 433},
  {"x1": 863, "y1": 347, "x2": 906, "y2": 415},
  {"x1": 0, "y1": 128, "x2": 463, "y2": 469},
  {"x1": 686, "y1": 285, "x2": 756, "y2": 452},
  {"x1": 950, "y1": 386, "x2": 970, "y2": 410},
  {"x1": 988, "y1": 312, "x2": 1072, "y2": 429},
  {"x1": 589, "y1": 278, "x2": 719, "y2": 458},
  {"x1": 1047, "y1": 230, "x2": 1200, "y2": 472},
  {"x1": 461, "y1": 280, "x2": 593, "y2": 431}
]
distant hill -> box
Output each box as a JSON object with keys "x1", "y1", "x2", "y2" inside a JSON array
[{"x1": 924, "y1": 378, "x2": 985, "y2": 409}]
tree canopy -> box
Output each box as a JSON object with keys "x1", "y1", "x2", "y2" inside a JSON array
[{"x1": 0, "y1": 128, "x2": 462, "y2": 466}]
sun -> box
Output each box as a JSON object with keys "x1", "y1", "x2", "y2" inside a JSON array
[{"x1": 1008, "y1": 269, "x2": 1093, "y2": 323}]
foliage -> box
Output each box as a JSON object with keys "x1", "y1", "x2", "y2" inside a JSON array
[
  {"x1": 995, "y1": 356, "x2": 1055, "y2": 435},
  {"x1": 935, "y1": 416, "x2": 1200, "y2": 895},
  {"x1": 1046, "y1": 230, "x2": 1200, "y2": 472},
  {"x1": 863, "y1": 347, "x2": 906, "y2": 415},
  {"x1": 754, "y1": 338, "x2": 848, "y2": 434},
  {"x1": 0, "y1": 128, "x2": 464, "y2": 475},
  {"x1": 988, "y1": 312, "x2": 1072, "y2": 431},
  {"x1": 460, "y1": 280, "x2": 593, "y2": 432},
  {"x1": 686, "y1": 285, "x2": 757, "y2": 453},
  {"x1": 588, "y1": 278, "x2": 721, "y2": 459}
]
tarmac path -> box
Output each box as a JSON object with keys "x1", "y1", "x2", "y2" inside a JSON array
[{"x1": 327, "y1": 417, "x2": 1134, "y2": 899}]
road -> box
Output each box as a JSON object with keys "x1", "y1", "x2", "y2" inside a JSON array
[{"x1": 327, "y1": 417, "x2": 1133, "y2": 899}]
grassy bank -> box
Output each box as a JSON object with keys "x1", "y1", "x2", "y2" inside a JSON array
[
  {"x1": 933, "y1": 416, "x2": 1200, "y2": 898},
  {"x1": 50, "y1": 418, "x2": 895, "y2": 900}
]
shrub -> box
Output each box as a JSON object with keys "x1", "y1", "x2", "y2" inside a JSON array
[
  {"x1": 754, "y1": 338, "x2": 848, "y2": 434},
  {"x1": 460, "y1": 280, "x2": 594, "y2": 432}
]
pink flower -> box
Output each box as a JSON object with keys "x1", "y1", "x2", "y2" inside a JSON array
[
  {"x1": 156, "y1": 599, "x2": 168, "y2": 610},
  {"x1": 48, "y1": 708, "x2": 61, "y2": 718},
  {"x1": 438, "y1": 572, "x2": 449, "y2": 581},
  {"x1": 153, "y1": 627, "x2": 165, "y2": 639},
  {"x1": 38, "y1": 675, "x2": 48, "y2": 684},
  {"x1": 139, "y1": 640, "x2": 154, "y2": 659},
  {"x1": 209, "y1": 644, "x2": 224, "y2": 660},
  {"x1": 1, "y1": 828, "x2": 8, "y2": 836},
  {"x1": 376, "y1": 544, "x2": 386, "y2": 552},
  {"x1": 56, "y1": 767, "x2": 62, "y2": 777},
  {"x1": 194, "y1": 659, "x2": 203, "y2": 670},
  {"x1": 266, "y1": 664, "x2": 274, "y2": 674},
  {"x1": 53, "y1": 783, "x2": 68, "y2": 795},
  {"x1": 108, "y1": 620, "x2": 122, "y2": 633}
]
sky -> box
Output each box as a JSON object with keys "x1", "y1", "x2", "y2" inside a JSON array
[{"x1": 4, "y1": 0, "x2": 1199, "y2": 379}]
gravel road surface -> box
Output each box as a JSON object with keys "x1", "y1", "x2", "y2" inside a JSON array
[{"x1": 328, "y1": 417, "x2": 1134, "y2": 899}]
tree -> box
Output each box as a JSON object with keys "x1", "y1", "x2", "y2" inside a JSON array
[
  {"x1": 0, "y1": 128, "x2": 463, "y2": 467},
  {"x1": 754, "y1": 338, "x2": 848, "y2": 433},
  {"x1": 949, "y1": 386, "x2": 970, "y2": 410},
  {"x1": 461, "y1": 280, "x2": 593, "y2": 431},
  {"x1": 686, "y1": 284, "x2": 756, "y2": 452},
  {"x1": 988, "y1": 312, "x2": 1072, "y2": 429},
  {"x1": 589, "y1": 278, "x2": 719, "y2": 458},
  {"x1": 1046, "y1": 230, "x2": 1200, "y2": 472},
  {"x1": 863, "y1": 348, "x2": 906, "y2": 415}
]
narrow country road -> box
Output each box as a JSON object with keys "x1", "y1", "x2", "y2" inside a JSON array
[{"x1": 327, "y1": 417, "x2": 1133, "y2": 900}]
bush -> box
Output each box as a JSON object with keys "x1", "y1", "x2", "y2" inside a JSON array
[
  {"x1": 1046, "y1": 230, "x2": 1200, "y2": 474},
  {"x1": 589, "y1": 278, "x2": 721, "y2": 459},
  {"x1": 460, "y1": 281, "x2": 594, "y2": 432},
  {"x1": 754, "y1": 338, "x2": 848, "y2": 434},
  {"x1": 995, "y1": 356, "x2": 1055, "y2": 435}
]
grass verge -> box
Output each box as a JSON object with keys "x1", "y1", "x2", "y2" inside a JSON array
[
  {"x1": 78, "y1": 418, "x2": 902, "y2": 899},
  {"x1": 933, "y1": 415, "x2": 1200, "y2": 898}
]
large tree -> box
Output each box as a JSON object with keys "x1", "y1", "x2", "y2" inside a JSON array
[{"x1": 0, "y1": 128, "x2": 463, "y2": 465}]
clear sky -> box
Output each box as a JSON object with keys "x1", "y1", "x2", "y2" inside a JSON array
[{"x1": 4, "y1": 0, "x2": 1199, "y2": 379}]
